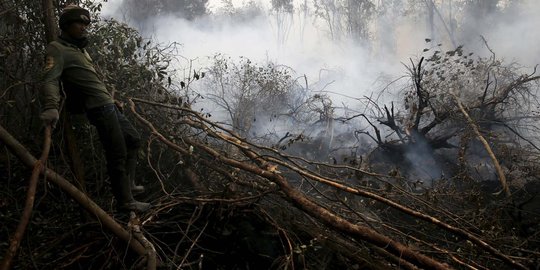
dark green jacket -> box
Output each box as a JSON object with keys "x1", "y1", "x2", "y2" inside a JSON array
[{"x1": 41, "y1": 38, "x2": 113, "y2": 112}]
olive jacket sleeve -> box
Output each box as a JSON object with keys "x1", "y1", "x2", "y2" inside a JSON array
[{"x1": 40, "y1": 43, "x2": 64, "y2": 111}]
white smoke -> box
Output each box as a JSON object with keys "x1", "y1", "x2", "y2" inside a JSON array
[
  {"x1": 478, "y1": 1, "x2": 540, "y2": 67},
  {"x1": 100, "y1": 0, "x2": 540, "y2": 94},
  {"x1": 99, "y1": 0, "x2": 539, "y2": 144},
  {"x1": 100, "y1": 1, "x2": 407, "y2": 107}
]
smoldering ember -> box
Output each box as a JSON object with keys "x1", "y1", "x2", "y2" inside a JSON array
[{"x1": 1, "y1": 1, "x2": 539, "y2": 269}]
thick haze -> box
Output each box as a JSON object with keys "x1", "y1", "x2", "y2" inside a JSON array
[
  {"x1": 99, "y1": 0, "x2": 539, "y2": 181},
  {"x1": 100, "y1": 0, "x2": 539, "y2": 104},
  {"x1": 101, "y1": 0, "x2": 393, "y2": 105}
]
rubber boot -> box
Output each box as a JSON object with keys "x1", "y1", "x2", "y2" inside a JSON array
[
  {"x1": 126, "y1": 156, "x2": 145, "y2": 194},
  {"x1": 112, "y1": 174, "x2": 150, "y2": 212}
]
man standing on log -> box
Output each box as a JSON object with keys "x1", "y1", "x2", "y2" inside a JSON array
[{"x1": 39, "y1": 4, "x2": 150, "y2": 212}]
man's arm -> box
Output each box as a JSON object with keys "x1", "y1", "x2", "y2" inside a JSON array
[
  {"x1": 41, "y1": 43, "x2": 63, "y2": 110},
  {"x1": 39, "y1": 43, "x2": 64, "y2": 127}
]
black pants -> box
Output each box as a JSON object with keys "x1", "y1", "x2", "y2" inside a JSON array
[{"x1": 86, "y1": 103, "x2": 141, "y2": 202}]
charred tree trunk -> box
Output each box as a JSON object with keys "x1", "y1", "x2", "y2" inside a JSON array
[{"x1": 42, "y1": 0, "x2": 56, "y2": 42}]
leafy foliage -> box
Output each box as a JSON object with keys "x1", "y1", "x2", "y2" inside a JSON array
[
  {"x1": 88, "y1": 19, "x2": 176, "y2": 100},
  {"x1": 205, "y1": 54, "x2": 305, "y2": 138}
]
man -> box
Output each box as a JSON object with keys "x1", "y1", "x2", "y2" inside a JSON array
[{"x1": 40, "y1": 5, "x2": 150, "y2": 212}]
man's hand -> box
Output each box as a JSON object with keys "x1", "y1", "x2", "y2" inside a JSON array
[
  {"x1": 114, "y1": 100, "x2": 124, "y2": 112},
  {"x1": 40, "y1": 108, "x2": 59, "y2": 128}
]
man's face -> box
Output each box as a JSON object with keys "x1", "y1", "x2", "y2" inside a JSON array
[{"x1": 65, "y1": 21, "x2": 88, "y2": 39}]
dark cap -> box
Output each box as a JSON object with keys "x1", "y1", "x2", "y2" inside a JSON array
[{"x1": 59, "y1": 5, "x2": 91, "y2": 30}]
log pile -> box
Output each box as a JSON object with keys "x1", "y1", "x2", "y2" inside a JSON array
[{"x1": 2, "y1": 88, "x2": 539, "y2": 269}]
